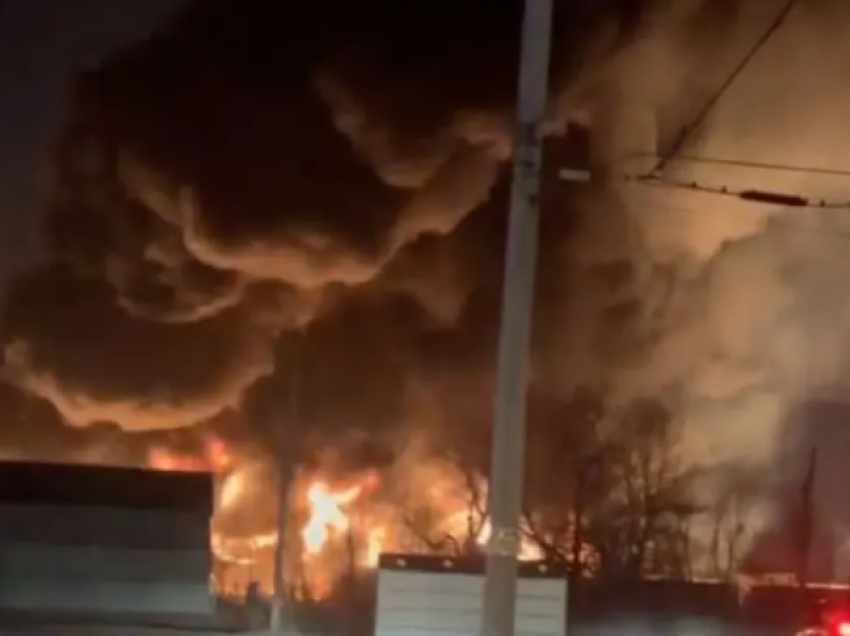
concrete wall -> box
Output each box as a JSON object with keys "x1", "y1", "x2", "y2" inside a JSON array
[{"x1": 0, "y1": 544, "x2": 212, "y2": 614}]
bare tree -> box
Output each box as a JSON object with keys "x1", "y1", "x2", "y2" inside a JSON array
[
  {"x1": 581, "y1": 398, "x2": 702, "y2": 580},
  {"x1": 521, "y1": 390, "x2": 604, "y2": 569},
  {"x1": 411, "y1": 386, "x2": 702, "y2": 582},
  {"x1": 507, "y1": 389, "x2": 702, "y2": 581},
  {"x1": 400, "y1": 450, "x2": 489, "y2": 556},
  {"x1": 455, "y1": 457, "x2": 489, "y2": 554},
  {"x1": 709, "y1": 468, "x2": 762, "y2": 580}
]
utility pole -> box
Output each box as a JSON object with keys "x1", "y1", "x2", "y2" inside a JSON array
[
  {"x1": 269, "y1": 455, "x2": 291, "y2": 633},
  {"x1": 796, "y1": 446, "x2": 817, "y2": 591},
  {"x1": 479, "y1": 3, "x2": 555, "y2": 636},
  {"x1": 269, "y1": 336, "x2": 303, "y2": 634}
]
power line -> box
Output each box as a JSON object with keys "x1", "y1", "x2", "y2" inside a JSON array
[
  {"x1": 560, "y1": 0, "x2": 845, "y2": 213},
  {"x1": 630, "y1": 153, "x2": 850, "y2": 180},
  {"x1": 561, "y1": 164, "x2": 850, "y2": 209},
  {"x1": 628, "y1": 175, "x2": 850, "y2": 210},
  {"x1": 646, "y1": 0, "x2": 803, "y2": 177}
]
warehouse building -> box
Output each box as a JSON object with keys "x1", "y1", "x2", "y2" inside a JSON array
[{"x1": 0, "y1": 461, "x2": 215, "y2": 627}]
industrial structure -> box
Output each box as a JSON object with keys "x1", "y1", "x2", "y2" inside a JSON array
[{"x1": 0, "y1": 461, "x2": 216, "y2": 627}]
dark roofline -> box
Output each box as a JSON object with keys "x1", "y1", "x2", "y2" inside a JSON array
[{"x1": 0, "y1": 461, "x2": 213, "y2": 514}]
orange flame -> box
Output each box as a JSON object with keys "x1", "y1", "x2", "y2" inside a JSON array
[
  {"x1": 150, "y1": 437, "x2": 547, "y2": 600},
  {"x1": 146, "y1": 435, "x2": 232, "y2": 474},
  {"x1": 147, "y1": 446, "x2": 207, "y2": 472},
  {"x1": 364, "y1": 527, "x2": 385, "y2": 567},
  {"x1": 204, "y1": 437, "x2": 234, "y2": 472}
]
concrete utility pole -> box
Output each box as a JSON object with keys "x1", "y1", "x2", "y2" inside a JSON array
[
  {"x1": 479, "y1": 2, "x2": 555, "y2": 636},
  {"x1": 269, "y1": 456, "x2": 291, "y2": 633},
  {"x1": 269, "y1": 336, "x2": 303, "y2": 634}
]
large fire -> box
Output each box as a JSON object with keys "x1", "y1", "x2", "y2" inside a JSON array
[{"x1": 145, "y1": 438, "x2": 542, "y2": 600}]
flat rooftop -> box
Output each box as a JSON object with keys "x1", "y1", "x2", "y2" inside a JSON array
[{"x1": 0, "y1": 461, "x2": 213, "y2": 514}]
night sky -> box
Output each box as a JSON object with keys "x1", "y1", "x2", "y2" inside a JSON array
[{"x1": 0, "y1": 0, "x2": 179, "y2": 281}]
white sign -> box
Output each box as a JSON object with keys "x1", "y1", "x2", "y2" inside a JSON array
[{"x1": 375, "y1": 554, "x2": 568, "y2": 636}]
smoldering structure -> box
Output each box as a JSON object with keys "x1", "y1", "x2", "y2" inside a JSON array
[{"x1": 2, "y1": 0, "x2": 850, "y2": 577}]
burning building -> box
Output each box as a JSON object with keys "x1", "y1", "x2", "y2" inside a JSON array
[{"x1": 147, "y1": 437, "x2": 544, "y2": 602}]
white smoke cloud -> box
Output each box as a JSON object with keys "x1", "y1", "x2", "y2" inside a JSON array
[{"x1": 602, "y1": 0, "x2": 850, "y2": 563}]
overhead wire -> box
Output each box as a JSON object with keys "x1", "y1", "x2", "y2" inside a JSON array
[
  {"x1": 643, "y1": 0, "x2": 804, "y2": 178},
  {"x1": 564, "y1": 0, "x2": 850, "y2": 211},
  {"x1": 624, "y1": 0, "x2": 836, "y2": 208},
  {"x1": 631, "y1": 154, "x2": 850, "y2": 181},
  {"x1": 622, "y1": 153, "x2": 850, "y2": 209},
  {"x1": 627, "y1": 174, "x2": 850, "y2": 210}
]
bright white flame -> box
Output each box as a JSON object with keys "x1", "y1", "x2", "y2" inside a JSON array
[
  {"x1": 364, "y1": 528, "x2": 385, "y2": 567},
  {"x1": 301, "y1": 482, "x2": 361, "y2": 555},
  {"x1": 219, "y1": 470, "x2": 246, "y2": 511}
]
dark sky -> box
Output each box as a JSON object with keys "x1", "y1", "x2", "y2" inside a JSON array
[{"x1": 0, "y1": 0, "x2": 179, "y2": 283}]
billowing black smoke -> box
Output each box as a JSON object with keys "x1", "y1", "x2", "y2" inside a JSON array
[
  {"x1": 5, "y1": 0, "x2": 850, "y2": 571},
  {"x1": 0, "y1": 0, "x2": 691, "y2": 433}
]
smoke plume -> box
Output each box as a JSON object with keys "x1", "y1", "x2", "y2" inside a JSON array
[{"x1": 3, "y1": 0, "x2": 850, "y2": 557}]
